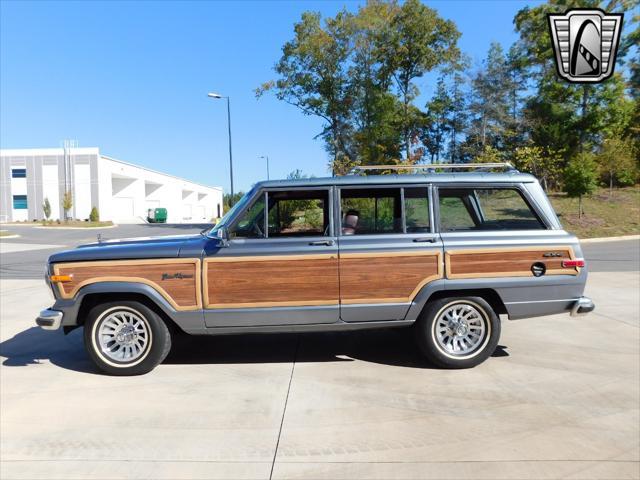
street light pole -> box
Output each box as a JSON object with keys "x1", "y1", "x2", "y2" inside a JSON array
[
  {"x1": 259, "y1": 155, "x2": 270, "y2": 180},
  {"x1": 207, "y1": 92, "x2": 234, "y2": 200}
]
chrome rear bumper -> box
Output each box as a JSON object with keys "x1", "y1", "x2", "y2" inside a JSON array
[
  {"x1": 36, "y1": 309, "x2": 63, "y2": 330},
  {"x1": 570, "y1": 297, "x2": 595, "y2": 317}
]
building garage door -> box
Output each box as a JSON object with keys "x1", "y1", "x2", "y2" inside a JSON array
[
  {"x1": 112, "y1": 197, "x2": 135, "y2": 223},
  {"x1": 195, "y1": 205, "x2": 206, "y2": 221}
]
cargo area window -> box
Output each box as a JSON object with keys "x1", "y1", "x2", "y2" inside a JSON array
[
  {"x1": 229, "y1": 189, "x2": 330, "y2": 238},
  {"x1": 438, "y1": 188, "x2": 544, "y2": 231}
]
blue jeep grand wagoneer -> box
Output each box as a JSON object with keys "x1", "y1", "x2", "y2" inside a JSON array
[{"x1": 37, "y1": 165, "x2": 594, "y2": 375}]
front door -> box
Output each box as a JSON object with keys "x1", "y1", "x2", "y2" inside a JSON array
[
  {"x1": 337, "y1": 185, "x2": 444, "y2": 322},
  {"x1": 203, "y1": 187, "x2": 339, "y2": 328}
]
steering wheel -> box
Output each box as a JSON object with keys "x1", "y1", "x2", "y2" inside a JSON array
[{"x1": 252, "y1": 221, "x2": 264, "y2": 238}]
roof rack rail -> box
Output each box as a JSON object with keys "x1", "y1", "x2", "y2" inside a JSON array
[{"x1": 352, "y1": 162, "x2": 516, "y2": 172}]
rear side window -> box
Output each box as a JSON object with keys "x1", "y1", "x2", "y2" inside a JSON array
[
  {"x1": 340, "y1": 188, "x2": 402, "y2": 235},
  {"x1": 439, "y1": 188, "x2": 544, "y2": 231},
  {"x1": 404, "y1": 187, "x2": 430, "y2": 233},
  {"x1": 340, "y1": 187, "x2": 430, "y2": 235}
]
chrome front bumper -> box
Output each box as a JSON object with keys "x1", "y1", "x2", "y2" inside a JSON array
[
  {"x1": 36, "y1": 309, "x2": 63, "y2": 330},
  {"x1": 570, "y1": 297, "x2": 595, "y2": 317}
]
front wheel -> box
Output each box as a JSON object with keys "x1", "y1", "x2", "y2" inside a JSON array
[
  {"x1": 415, "y1": 297, "x2": 500, "y2": 369},
  {"x1": 84, "y1": 301, "x2": 172, "y2": 376}
]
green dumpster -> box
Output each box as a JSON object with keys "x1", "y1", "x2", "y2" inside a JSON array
[{"x1": 147, "y1": 208, "x2": 168, "y2": 223}]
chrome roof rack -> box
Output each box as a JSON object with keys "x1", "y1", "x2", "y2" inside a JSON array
[{"x1": 352, "y1": 162, "x2": 517, "y2": 173}]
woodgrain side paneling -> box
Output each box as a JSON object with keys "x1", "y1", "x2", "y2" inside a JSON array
[
  {"x1": 445, "y1": 246, "x2": 580, "y2": 279},
  {"x1": 339, "y1": 251, "x2": 442, "y2": 304},
  {"x1": 205, "y1": 255, "x2": 339, "y2": 308},
  {"x1": 54, "y1": 258, "x2": 202, "y2": 311}
]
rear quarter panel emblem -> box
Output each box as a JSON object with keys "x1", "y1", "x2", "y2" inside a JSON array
[
  {"x1": 161, "y1": 273, "x2": 194, "y2": 280},
  {"x1": 548, "y1": 8, "x2": 623, "y2": 83}
]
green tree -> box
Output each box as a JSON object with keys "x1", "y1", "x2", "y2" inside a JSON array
[
  {"x1": 381, "y1": 0, "x2": 460, "y2": 160},
  {"x1": 62, "y1": 190, "x2": 73, "y2": 221},
  {"x1": 423, "y1": 77, "x2": 453, "y2": 163},
  {"x1": 259, "y1": 0, "x2": 460, "y2": 171},
  {"x1": 514, "y1": 0, "x2": 636, "y2": 165},
  {"x1": 564, "y1": 154, "x2": 597, "y2": 218},
  {"x1": 446, "y1": 64, "x2": 468, "y2": 163},
  {"x1": 42, "y1": 197, "x2": 51, "y2": 220},
  {"x1": 89, "y1": 207, "x2": 100, "y2": 222},
  {"x1": 513, "y1": 146, "x2": 563, "y2": 192},
  {"x1": 597, "y1": 136, "x2": 638, "y2": 196},
  {"x1": 256, "y1": 10, "x2": 355, "y2": 172},
  {"x1": 349, "y1": 0, "x2": 403, "y2": 166},
  {"x1": 223, "y1": 192, "x2": 244, "y2": 213},
  {"x1": 462, "y1": 43, "x2": 513, "y2": 161}
]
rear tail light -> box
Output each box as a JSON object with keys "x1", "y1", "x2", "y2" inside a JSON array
[{"x1": 562, "y1": 259, "x2": 585, "y2": 268}]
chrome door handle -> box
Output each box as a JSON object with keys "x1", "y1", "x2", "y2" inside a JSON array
[
  {"x1": 309, "y1": 240, "x2": 334, "y2": 246},
  {"x1": 413, "y1": 237, "x2": 437, "y2": 243}
]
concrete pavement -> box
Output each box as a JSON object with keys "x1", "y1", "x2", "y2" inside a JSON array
[{"x1": 0, "y1": 271, "x2": 638, "y2": 479}]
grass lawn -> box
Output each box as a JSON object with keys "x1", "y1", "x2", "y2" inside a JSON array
[
  {"x1": 549, "y1": 186, "x2": 640, "y2": 238},
  {"x1": 39, "y1": 220, "x2": 114, "y2": 228},
  {"x1": 0, "y1": 230, "x2": 15, "y2": 237}
]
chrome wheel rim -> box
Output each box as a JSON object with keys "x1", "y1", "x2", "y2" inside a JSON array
[
  {"x1": 434, "y1": 303, "x2": 487, "y2": 357},
  {"x1": 97, "y1": 308, "x2": 150, "y2": 364}
]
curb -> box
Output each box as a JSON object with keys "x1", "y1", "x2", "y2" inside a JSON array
[
  {"x1": 580, "y1": 234, "x2": 640, "y2": 244},
  {"x1": 0, "y1": 234, "x2": 21, "y2": 239},
  {"x1": 34, "y1": 224, "x2": 118, "y2": 230}
]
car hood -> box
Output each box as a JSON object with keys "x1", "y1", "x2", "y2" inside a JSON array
[{"x1": 48, "y1": 234, "x2": 208, "y2": 263}]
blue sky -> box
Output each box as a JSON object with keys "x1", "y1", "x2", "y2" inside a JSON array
[{"x1": 1, "y1": 0, "x2": 541, "y2": 193}]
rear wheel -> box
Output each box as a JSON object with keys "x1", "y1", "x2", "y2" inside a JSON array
[
  {"x1": 84, "y1": 301, "x2": 171, "y2": 376},
  {"x1": 415, "y1": 297, "x2": 500, "y2": 369}
]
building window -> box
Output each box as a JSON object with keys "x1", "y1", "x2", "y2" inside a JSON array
[
  {"x1": 12, "y1": 195, "x2": 28, "y2": 210},
  {"x1": 11, "y1": 168, "x2": 26, "y2": 178}
]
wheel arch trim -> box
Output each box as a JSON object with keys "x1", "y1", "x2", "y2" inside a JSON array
[{"x1": 405, "y1": 280, "x2": 507, "y2": 321}]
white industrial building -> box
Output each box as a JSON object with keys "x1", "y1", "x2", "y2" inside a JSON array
[{"x1": 0, "y1": 147, "x2": 223, "y2": 224}]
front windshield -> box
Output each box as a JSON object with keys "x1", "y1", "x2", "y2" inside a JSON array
[{"x1": 206, "y1": 188, "x2": 255, "y2": 237}]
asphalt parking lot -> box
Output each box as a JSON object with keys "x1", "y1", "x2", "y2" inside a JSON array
[{"x1": 0, "y1": 225, "x2": 639, "y2": 479}]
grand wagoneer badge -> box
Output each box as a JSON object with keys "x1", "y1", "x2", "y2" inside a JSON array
[
  {"x1": 161, "y1": 272, "x2": 194, "y2": 280},
  {"x1": 548, "y1": 8, "x2": 623, "y2": 83}
]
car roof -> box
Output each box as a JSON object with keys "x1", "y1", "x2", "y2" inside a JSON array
[{"x1": 255, "y1": 172, "x2": 537, "y2": 189}]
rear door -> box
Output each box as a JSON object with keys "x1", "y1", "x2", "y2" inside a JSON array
[
  {"x1": 437, "y1": 184, "x2": 585, "y2": 317},
  {"x1": 337, "y1": 184, "x2": 443, "y2": 322},
  {"x1": 203, "y1": 187, "x2": 339, "y2": 327}
]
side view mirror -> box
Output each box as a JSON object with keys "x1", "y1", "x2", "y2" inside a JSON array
[{"x1": 216, "y1": 226, "x2": 230, "y2": 246}]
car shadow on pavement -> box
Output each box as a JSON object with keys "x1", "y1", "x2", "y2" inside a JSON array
[
  {"x1": 0, "y1": 326, "x2": 509, "y2": 374},
  {"x1": 0, "y1": 326, "x2": 96, "y2": 374},
  {"x1": 166, "y1": 328, "x2": 510, "y2": 369}
]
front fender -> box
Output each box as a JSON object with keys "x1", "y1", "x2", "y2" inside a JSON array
[{"x1": 54, "y1": 281, "x2": 205, "y2": 334}]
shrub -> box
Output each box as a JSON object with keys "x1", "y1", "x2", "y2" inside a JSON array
[
  {"x1": 43, "y1": 197, "x2": 51, "y2": 220},
  {"x1": 89, "y1": 207, "x2": 99, "y2": 222}
]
